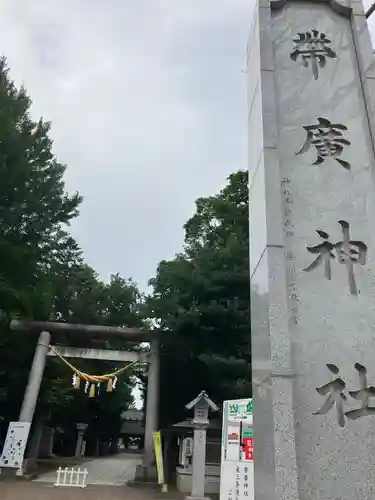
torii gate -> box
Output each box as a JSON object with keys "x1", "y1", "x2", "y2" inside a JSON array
[{"x1": 10, "y1": 319, "x2": 160, "y2": 477}]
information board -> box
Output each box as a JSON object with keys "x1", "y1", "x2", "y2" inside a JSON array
[
  {"x1": 0, "y1": 422, "x2": 31, "y2": 469},
  {"x1": 220, "y1": 399, "x2": 254, "y2": 500}
]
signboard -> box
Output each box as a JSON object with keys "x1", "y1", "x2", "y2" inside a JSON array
[
  {"x1": 153, "y1": 431, "x2": 165, "y2": 486},
  {"x1": 243, "y1": 436, "x2": 253, "y2": 461},
  {"x1": 0, "y1": 421, "x2": 31, "y2": 469},
  {"x1": 180, "y1": 437, "x2": 193, "y2": 466},
  {"x1": 220, "y1": 399, "x2": 254, "y2": 500}
]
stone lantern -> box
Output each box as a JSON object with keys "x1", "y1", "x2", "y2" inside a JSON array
[{"x1": 185, "y1": 391, "x2": 219, "y2": 500}]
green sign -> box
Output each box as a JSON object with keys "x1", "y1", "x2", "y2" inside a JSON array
[
  {"x1": 243, "y1": 428, "x2": 253, "y2": 437},
  {"x1": 246, "y1": 400, "x2": 253, "y2": 413},
  {"x1": 229, "y1": 399, "x2": 252, "y2": 415},
  {"x1": 229, "y1": 404, "x2": 239, "y2": 414}
]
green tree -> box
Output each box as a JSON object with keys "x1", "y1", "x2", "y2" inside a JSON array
[
  {"x1": 0, "y1": 58, "x2": 81, "y2": 316},
  {"x1": 0, "y1": 57, "x2": 81, "y2": 426},
  {"x1": 148, "y1": 171, "x2": 250, "y2": 426},
  {"x1": 0, "y1": 260, "x2": 143, "y2": 448},
  {"x1": 0, "y1": 60, "x2": 140, "y2": 445},
  {"x1": 45, "y1": 267, "x2": 144, "y2": 449}
]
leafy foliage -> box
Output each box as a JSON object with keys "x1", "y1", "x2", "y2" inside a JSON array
[
  {"x1": 148, "y1": 171, "x2": 250, "y2": 426},
  {"x1": 0, "y1": 59, "x2": 141, "y2": 446},
  {"x1": 0, "y1": 58, "x2": 81, "y2": 316},
  {"x1": 0, "y1": 55, "x2": 251, "y2": 452}
]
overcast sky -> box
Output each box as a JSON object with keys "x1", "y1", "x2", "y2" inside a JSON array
[{"x1": 0, "y1": 0, "x2": 250, "y2": 292}]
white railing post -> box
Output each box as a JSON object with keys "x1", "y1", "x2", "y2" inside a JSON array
[
  {"x1": 54, "y1": 467, "x2": 60, "y2": 486},
  {"x1": 54, "y1": 466, "x2": 88, "y2": 488}
]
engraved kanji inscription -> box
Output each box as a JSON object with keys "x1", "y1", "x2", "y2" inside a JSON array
[
  {"x1": 281, "y1": 178, "x2": 294, "y2": 238},
  {"x1": 335, "y1": 220, "x2": 367, "y2": 296},
  {"x1": 303, "y1": 229, "x2": 335, "y2": 280},
  {"x1": 290, "y1": 29, "x2": 337, "y2": 80},
  {"x1": 297, "y1": 117, "x2": 351, "y2": 169},
  {"x1": 346, "y1": 363, "x2": 375, "y2": 420},
  {"x1": 303, "y1": 220, "x2": 367, "y2": 295},
  {"x1": 314, "y1": 363, "x2": 375, "y2": 426},
  {"x1": 313, "y1": 363, "x2": 347, "y2": 427}
]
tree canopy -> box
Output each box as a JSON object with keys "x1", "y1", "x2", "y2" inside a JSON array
[
  {"x1": 0, "y1": 58, "x2": 82, "y2": 316},
  {"x1": 0, "y1": 59, "x2": 141, "y2": 450},
  {"x1": 0, "y1": 56, "x2": 251, "y2": 452},
  {"x1": 148, "y1": 170, "x2": 250, "y2": 427}
]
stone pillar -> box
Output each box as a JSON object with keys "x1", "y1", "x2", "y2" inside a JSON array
[
  {"x1": 249, "y1": 1, "x2": 375, "y2": 499},
  {"x1": 39, "y1": 426, "x2": 55, "y2": 457},
  {"x1": 18, "y1": 331, "x2": 50, "y2": 475},
  {"x1": 44, "y1": 427, "x2": 55, "y2": 456},
  {"x1": 185, "y1": 391, "x2": 218, "y2": 500},
  {"x1": 19, "y1": 331, "x2": 51, "y2": 423},
  {"x1": 189, "y1": 426, "x2": 208, "y2": 500},
  {"x1": 75, "y1": 423, "x2": 88, "y2": 458},
  {"x1": 143, "y1": 339, "x2": 160, "y2": 466}
]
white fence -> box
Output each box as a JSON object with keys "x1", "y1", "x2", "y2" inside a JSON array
[{"x1": 54, "y1": 466, "x2": 88, "y2": 488}]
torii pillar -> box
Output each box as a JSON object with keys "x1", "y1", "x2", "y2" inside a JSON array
[
  {"x1": 10, "y1": 320, "x2": 161, "y2": 477},
  {"x1": 143, "y1": 339, "x2": 160, "y2": 466}
]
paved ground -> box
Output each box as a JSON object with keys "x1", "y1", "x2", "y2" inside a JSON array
[
  {"x1": 34, "y1": 453, "x2": 142, "y2": 486},
  {"x1": 0, "y1": 481, "x2": 168, "y2": 500}
]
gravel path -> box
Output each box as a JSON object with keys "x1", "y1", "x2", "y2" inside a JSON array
[
  {"x1": 0, "y1": 481, "x2": 164, "y2": 500},
  {"x1": 34, "y1": 453, "x2": 142, "y2": 486}
]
